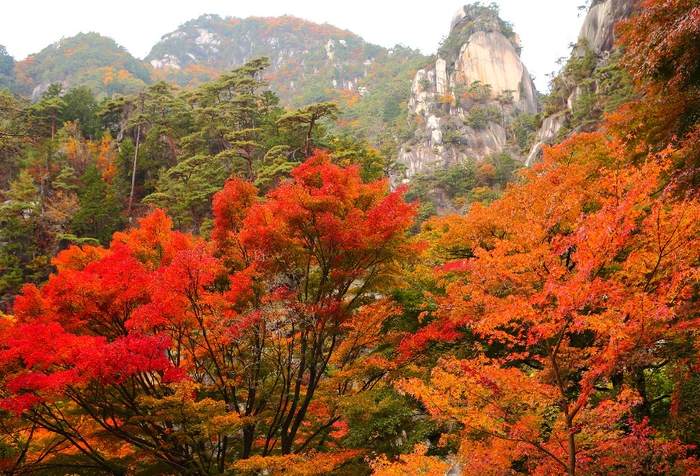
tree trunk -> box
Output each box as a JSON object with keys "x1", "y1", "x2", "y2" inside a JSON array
[{"x1": 128, "y1": 126, "x2": 140, "y2": 214}]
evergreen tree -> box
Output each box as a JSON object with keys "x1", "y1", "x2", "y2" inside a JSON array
[
  {"x1": 0, "y1": 90, "x2": 30, "y2": 187},
  {"x1": 0, "y1": 44, "x2": 14, "y2": 90},
  {"x1": 71, "y1": 164, "x2": 124, "y2": 244},
  {"x1": 29, "y1": 83, "x2": 65, "y2": 140},
  {"x1": 60, "y1": 86, "x2": 103, "y2": 140},
  {"x1": 0, "y1": 171, "x2": 47, "y2": 310}
]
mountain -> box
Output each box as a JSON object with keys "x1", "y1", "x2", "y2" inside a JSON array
[
  {"x1": 5, "y1": 4, "x2": 637, "y2": 169},
  {"x1": 146, "y1": 14, "x2": 427, "y2": 144},
  {"x1": 397, "y1": 4, "x2": 540, "y2": 177},
  {"x1": 13, "y1": 32, "x2": 153, "y2": 100},
  {"x1": 148, "y1": 15, "x2": 423, "y2": 103},
  {"x1": 526, "y1": 0, "x2": 636, "y2": 165}
]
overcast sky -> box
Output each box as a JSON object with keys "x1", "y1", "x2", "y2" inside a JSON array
[{"x1": 0, "y1": 0, "x2": 586, "y2": 92}]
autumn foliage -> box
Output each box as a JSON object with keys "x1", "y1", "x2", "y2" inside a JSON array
[
  {"x1": 0, "y1": 152, "x2": 416, "y2": 475},
  {"x1": 396, "y1": 133, "x2": 700, "y2": 474},
  {"x1": 365, "y1": 3, "x2": 700, "y2": 473},
  {"x1": 2, "y1": 1, "x2": 700, "y2": 475}
]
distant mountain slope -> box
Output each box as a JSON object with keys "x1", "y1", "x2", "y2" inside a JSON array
[
  {"x1": 0, "y1": 44, "x2": 14, "y2": 90},
  {"x1": 13, "y1": 32, "x2": 152, "y2": 99},
  {"x1": 147, "y1": 14, "x2": 427, "y2": 142},
  {"x1": 147, "y1": 14, "x2": 382, "y2": 102}
]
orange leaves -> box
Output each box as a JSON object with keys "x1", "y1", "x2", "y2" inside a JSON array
[
  {"x1": 111, "y1": 208, "x2": 195, "y2": 268},
  {"x1": 212, "y1": 176, "x2": 258, "y2": 267},
  {"x1": 618, "y1": 0, "x2": 700, "y2": 89},
  {"x1": 622, "y1": 197, "x2": 700, "y2": 291},
  {"x1": 399, "y1": 357, "x2": 556, "y2": 435},
  {"x1": 101, "y1": 66, "x2": 116, "y2": 85},
  {"x1": 370, "y1": 444, "x2": 451, "y2": 476},
  {"x1": 394, "y1": 131, "x2": 700, "y2": 473},
  {"x1": 94, "y1": 134, "x2": 117, "y2": 183},
  {"x1": 231, "y1": 450, "x2": 362, "y2": 475},
  {"x1": 219, "y1": 150, "x2": 416, "y2": 304},
  {"x1": 612, "y1": 0, "x2": 700, "y2": 181}
]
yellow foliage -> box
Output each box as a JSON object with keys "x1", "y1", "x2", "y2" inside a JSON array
[
  {"x1": 370, "y1": 444, "x2": 451, "y2": 475},
  {"x1": 231, "y1": 450, "x2": 362, "y2": 475}
]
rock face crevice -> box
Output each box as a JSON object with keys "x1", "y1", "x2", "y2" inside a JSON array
[{"x1": 398, "y1": 4, "x2": 539, "y2": 177}]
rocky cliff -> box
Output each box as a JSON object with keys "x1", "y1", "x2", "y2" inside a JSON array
[
  {"x1": 398, "y1": 4, "x2": 539, "y2": 177},
  {"x1": 526, "y1": 0, "x2": 636, "y2": 165}
]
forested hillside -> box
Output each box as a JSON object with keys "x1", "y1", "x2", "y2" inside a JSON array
[
  {"x1": 4, "y1": 15, "x2": 426, "y2": 150},
  {"x1": 146, "y1": 14, "x2": 427, "y2": 146},
  {"x1": 13, "y1": 33, "x2": 153, "y2": 100},
  {"x1": 1, "y1": 0, "x2": 700, "y2": 474},
  {"x1": 0, "y1": 46, "x2": 13, "y2": 91}
]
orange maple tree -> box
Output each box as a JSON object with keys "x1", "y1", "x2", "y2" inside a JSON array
[
  {"x1": 392, "y1": 133, "x2": 700, "y2": 475},
  {"x1": 610, "y1": 0, "x2": 700, "y2": 185}
]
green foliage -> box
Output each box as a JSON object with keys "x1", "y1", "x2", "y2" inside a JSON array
[
  {"x1": 71, "y1": 164, "x2": 124, "y2": 244},
  {"x1": 112, "y1": 137, "x2": 136, "y2": 202},
  {"x1": 405, "y1": 161, "x2": 477, "y2": 207},
  {"x1": 595, "y1": 51, "x2": 635, "y2": 113},
  {"x1": 144, "y1": 154, "x2": 224, "y2": 234},
  {"x1": 0, "y1": 44, "x2": 14, "y2": 90},
  {"x1": 497, "y1": 89, "x2": 515, "y2": 104},
  {"x1": 442, "y1": 128, "x2": 463, "y2": 146},
  {"x1": 0, "y1": 91, "x2": 30, "y2": 185},
  {"x1": 254, "y1": 145, "x2": 295, "y2": 191},
  {"x1": 509, "y1": 112, "x2": 538, "y2": 151},
  {"x1": 405, "y1": 151, "x2": 521, "y2": 225},
  {"x1": 60, "y1": 86, "x2": 103, "y2": 139},
  {"x1": 0, "y1": 171, "x2": 48, "y2": 308},
  {"x1": 329, "y1": 45, "x2": 426, "y2": 144},
  {"x1": 543, "y1": 40, "x2": 635, "y2": 141},
  {"x1": 28, "y1": 85, "x2": 66, "y2": 139},
  {"x1": 418, "y1": 201, "x2": 438, "y2": 223},
  {"x1": 464, "y1": 104, "x2": 501, "y2": 129},
  {"x1": 146, "y1": 58, "x2": 292, "y2": 232},
  {"x1": 277, "y1": 101, "x2": 340, "y2": 157},
  {"x1": 564, "y1": 39, "x2": 598, "y2": 82},
  {"x1": 342, "y1": 386, "x2": 438, "y2": 458},
  {"x1": 418, "y1": 78, "x2": 432, "y2": 92},
  {"x1": 570, "y1": 81, "x2": 599, "y2": 126},
  {"x1": 14, "y1": 32, "x2": 151, "y2": 98}
]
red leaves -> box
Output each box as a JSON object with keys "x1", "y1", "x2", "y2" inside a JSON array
[
  {"x1": 0, "y1": 152, "x2": 417, "y2": 469},
  {"x1": 1, "y1": 320, "x2": 176, "y2": 404},
  {"x1": 111, "y1": 208, "x2": 195, "y2": 268},
  {"x1": 41, "y1": 244, "x2": 150, "y2": 336},
  {"x1": 215, "y1": 150, "x2": 417, "y2": 305},
  {"x1": 212, "y1": 177, "x2": 258, "y2": 267},
  {"x1": 619, "y1": 0, "x2": 700, "y2": 88}
]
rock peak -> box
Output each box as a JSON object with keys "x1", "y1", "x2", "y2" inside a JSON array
[{"x1": 398, "y1": 3, "x2": 539, "y2": 177}]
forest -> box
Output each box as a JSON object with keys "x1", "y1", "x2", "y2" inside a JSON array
[{"x1": 0, "y1": 0, "x2": 699, "y2": 474}]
